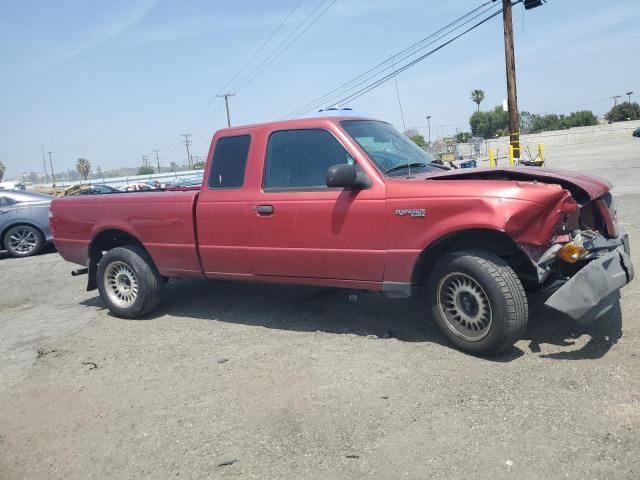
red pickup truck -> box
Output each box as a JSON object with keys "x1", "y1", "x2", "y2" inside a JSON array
[{"x1": 50, "y1": 115, "x2": 634, "y2": 355}]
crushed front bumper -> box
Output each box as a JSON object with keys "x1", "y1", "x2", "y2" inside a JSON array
[{"x1": 544, "y1": 230, "x2": 634, "y2": 322}]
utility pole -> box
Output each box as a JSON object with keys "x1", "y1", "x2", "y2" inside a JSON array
[
  {"x1": 41, "y1": 145, "x2": 49, "y2": 183},
  {"x1": 216, "y1": 93, "x2": 235, "y2": 128},
  {"x1": 502, "y1": 0, "x2": 520, "y2": 159},
  {"x1": 142, "y1": 154, "x2": 150, "y2": 169},
  {"x1": 181, "y1": 134, "x2": 192, "y2": 168},
  {"x1": 426, "y1": 115, "x2": 431, "y2": 144},
  {"x1": 625, "y1": 91, "x2": 633, "y2": 104},
  {"x1": 153, "y1": 149, "x2": 161, "y2": 173},
  {"x1": 48, "y1": 151, "x2": 56, "y2": 187},
  {"x1": 612, "y1": 95, "x2": 621, "y2": 107}
]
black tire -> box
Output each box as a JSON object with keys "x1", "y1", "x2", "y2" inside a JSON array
[
  {"x1": 427, "y1": 250, "x2": 528, "y2": 355},
  {"x1": 96, "y1": 245, "x2": 162, "y2": 318},
  {"x1": 3, "y1": 224, "x2": 44, "y2": 257}
]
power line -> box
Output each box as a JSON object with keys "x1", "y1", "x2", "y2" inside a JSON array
[
  {"x1": 188, "y1": 0, "x2": 307, "y2": 132},
  {"x1": 221, "y1": 0, "x2": 306, "y2": 94},
  {"x1": 231, "y1": 0, "x2": 337, "y2": 94},
  {"x1": 191, "y1": 0, "x2": 337, "y2": 134},
  {"x1": 328, "y1": 6, "x2": 505, "y2": 108},
  {"x1": 285, "y1": 1, "x2": 500, "y2": 117},
  {"x1": 391, "y1": 55, "x2": 406, "y2": 132},
  {"x1": 281, "y1": 0, "x2": 497, "y2": 119}
]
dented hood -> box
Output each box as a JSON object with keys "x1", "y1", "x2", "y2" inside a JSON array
[{"x1": 426, "y1": 167, "x2": 611, "y2": 202}]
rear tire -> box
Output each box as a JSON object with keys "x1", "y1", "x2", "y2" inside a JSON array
[
  {"x1": 97, "y1": 245, "x2": 162, "y2": 318},
  {"x1": 4, "y1": 225, "x2": 44, "y2": 257},
  {"x1": 428, "y1": 250, "x2": 528, "y2": 355}
]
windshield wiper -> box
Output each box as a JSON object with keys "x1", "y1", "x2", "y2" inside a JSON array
[
  {"x1": 428, "y1": 160, "x2": 454, "y2": 170},
  {"x1": 384, "y1": 162, "x2": 427, "y2": 174}
]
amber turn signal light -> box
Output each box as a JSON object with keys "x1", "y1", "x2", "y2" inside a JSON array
[{"x1": 556, "y1": 243, "x2": 588, "y2": 263}]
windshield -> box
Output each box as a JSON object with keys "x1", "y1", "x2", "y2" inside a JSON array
[{"x1": 341, "y1": 120, "x2": 440, "y2": 176}]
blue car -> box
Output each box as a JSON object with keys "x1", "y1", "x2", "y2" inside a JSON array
[{"x1": 0, "y1": 189, "x2": 53, "y2": 257}]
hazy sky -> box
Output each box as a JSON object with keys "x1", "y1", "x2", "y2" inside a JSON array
[{"x1": 1, "y1": 0, "x2": 638, "y2": 178}]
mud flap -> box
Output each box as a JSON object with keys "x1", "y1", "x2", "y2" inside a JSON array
[{"x1": 545, "y1": 245, "x2": 634, "y2": 323}]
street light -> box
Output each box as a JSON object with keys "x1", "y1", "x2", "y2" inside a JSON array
[
  {"x1": 426, "y1": 115, "x2": 431, "y2": 144},
  {"x1": 626, "y1": 91, "x2": 634, "y2": 103}
]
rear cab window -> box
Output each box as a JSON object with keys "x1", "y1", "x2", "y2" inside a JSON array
[{"x1": 207, "y1": 135, "x2": 251, "y2": 189}]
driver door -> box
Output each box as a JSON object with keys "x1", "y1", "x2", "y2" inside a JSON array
[{"x1": 249, "y1": 127, "x2": 386, "y2": 282}]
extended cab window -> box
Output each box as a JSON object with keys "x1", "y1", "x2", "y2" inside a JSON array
[
  {"x1": 208, "y1": 135, "x2": 251, "y2": 189},
  {"x1": 264, "y1": 129, "x2": 354, "y2": 190}
]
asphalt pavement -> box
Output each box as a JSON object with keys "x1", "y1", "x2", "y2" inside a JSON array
[{"x1": 1, "y1": 136, "x2": 639, "y2": 480}]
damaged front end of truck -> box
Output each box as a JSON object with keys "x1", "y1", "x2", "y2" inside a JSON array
[
  {"x1": 431, "y1": 167, "x2": 635, "y2": 323},
  {"x1": 518, "y1": 190, "x2": 634, "y2": 323}
]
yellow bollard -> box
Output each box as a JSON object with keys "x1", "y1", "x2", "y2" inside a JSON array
[
  {"x1": 538, "y1": 143, "x2": 544, "y2": 163},
  {"x1": 509, "y1": 145, "x2": 515, "y2": 167},
  {"x1": 489, "y1": 148, "x2": 495, "y2": 168}
]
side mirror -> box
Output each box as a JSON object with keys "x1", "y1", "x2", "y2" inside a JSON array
[{"x1": 326, "y1": 164, "x2": 371, "y2": 189}]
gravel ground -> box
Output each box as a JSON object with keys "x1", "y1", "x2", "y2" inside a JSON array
[{"x1": 1, "y1": 137, "x2": 639, "y2": 479}]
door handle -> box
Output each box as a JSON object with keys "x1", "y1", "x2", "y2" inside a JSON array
[{"x1": 256, "y1": 205, "x2": 274, "y2": 215}]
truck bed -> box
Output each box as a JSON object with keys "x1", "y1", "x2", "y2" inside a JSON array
[{"x1": 50, "y1": 190, "x2": 203, "y2": 278}]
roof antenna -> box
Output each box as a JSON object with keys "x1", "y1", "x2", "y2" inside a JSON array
[{"x1": 391, "y1": 55, "x2": 411, "y2": 178}]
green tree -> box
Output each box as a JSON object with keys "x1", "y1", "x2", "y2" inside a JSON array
[
  {"x1": 76, "y1": 158, "x2": 91, "y2": 181},
  {"x1": 566, "y1": 110, "x2": 599, "y2": 127},
  {"x1": 605, "y1": 102, "x2": 640, "y2": 122},
  {"x1": 469, "y1": 106, "x2": 508, "y2": 138},
  {"x1": 409, "y1": 134, "x2": 427, "y2": 148},
  {"x1": 470, "y1": 89, "x2": 485, "y2": 112},
  {"x1": 138, "y1": 165, "x2": 155, "y2": 175},
  {"x1": 454, "y1": 131, "x2": 472, "y2": 143},
  {"x1": 520, "y1": 110, "x2": 598, "y2": 134},
  {"x1": 0, "y1": 161, "x2": 5, "y2": 182}
]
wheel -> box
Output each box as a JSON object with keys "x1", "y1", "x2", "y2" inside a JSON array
[
  {"x1": 428, "y1": 250, "x2": 528, "y2": 355},
  {"x1": 3, "y1": 225, "x2": 44, "y2": 257},
  {"x1": 96, "y1": 245, "x2": 162, "y2": 318}
]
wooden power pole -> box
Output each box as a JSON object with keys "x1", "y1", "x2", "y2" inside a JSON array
[
  {"x1": 217, "y1": 93, "x2": 235, "y2": 128},
  {"x1": 502, "y1": 0, "x2": 520, "y2": 159}
]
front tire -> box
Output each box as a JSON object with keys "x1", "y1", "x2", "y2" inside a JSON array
[
  {"x1": 97, "y1": 245, "x2": 162, "y2": 318},
  {"x1": 4, "y1": 225, "x2": 44, "y2": 257},
  {"x1": 428, "y1": 250, "x2": 528, "y2": 355}
]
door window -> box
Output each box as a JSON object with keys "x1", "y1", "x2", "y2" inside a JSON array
[
  {"x1": 208, "y1": 135, "x2": 251, "y2": 189},
  {"x1": 264, "y1": 129, "x2": 353, "y2": 191}
]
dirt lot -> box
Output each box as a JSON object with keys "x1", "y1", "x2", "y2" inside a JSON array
[{"x1": 1, "y1": 137, "x2": 640, "y2": 479}]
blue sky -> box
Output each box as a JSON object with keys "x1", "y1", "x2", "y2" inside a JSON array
[{"x1": 1, "y1": 0, "x2": 638, "y2": 178}]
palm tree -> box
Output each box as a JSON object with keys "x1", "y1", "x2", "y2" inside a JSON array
[
  {"x1": 471, "y1": 89, "x2": 485, "y2": 112},
  {"x1": 76, "y1": 158, "x2": 91, "y2": 181},
  {"x1": 0, "y1": 161, "x2": 5, "y2": 182}
]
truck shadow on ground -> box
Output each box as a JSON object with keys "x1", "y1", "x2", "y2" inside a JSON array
[{"x1": 83, "y1": 278, "x2": 622, "y2": 362}]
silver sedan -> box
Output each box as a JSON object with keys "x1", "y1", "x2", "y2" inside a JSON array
[{"x1": 0, "y1": 190, "x2": 53, "y2": 257}]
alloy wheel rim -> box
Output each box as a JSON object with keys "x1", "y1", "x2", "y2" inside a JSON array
[
  {"x1": 104, "y1": 261, "x2": 139, "y2": 308},
  {"x1": 8, "y1": 227, "x2": 38, "y2": 254},
  {"x1": 437, "y1": 272, "x2": 492, "y2": 342}
]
